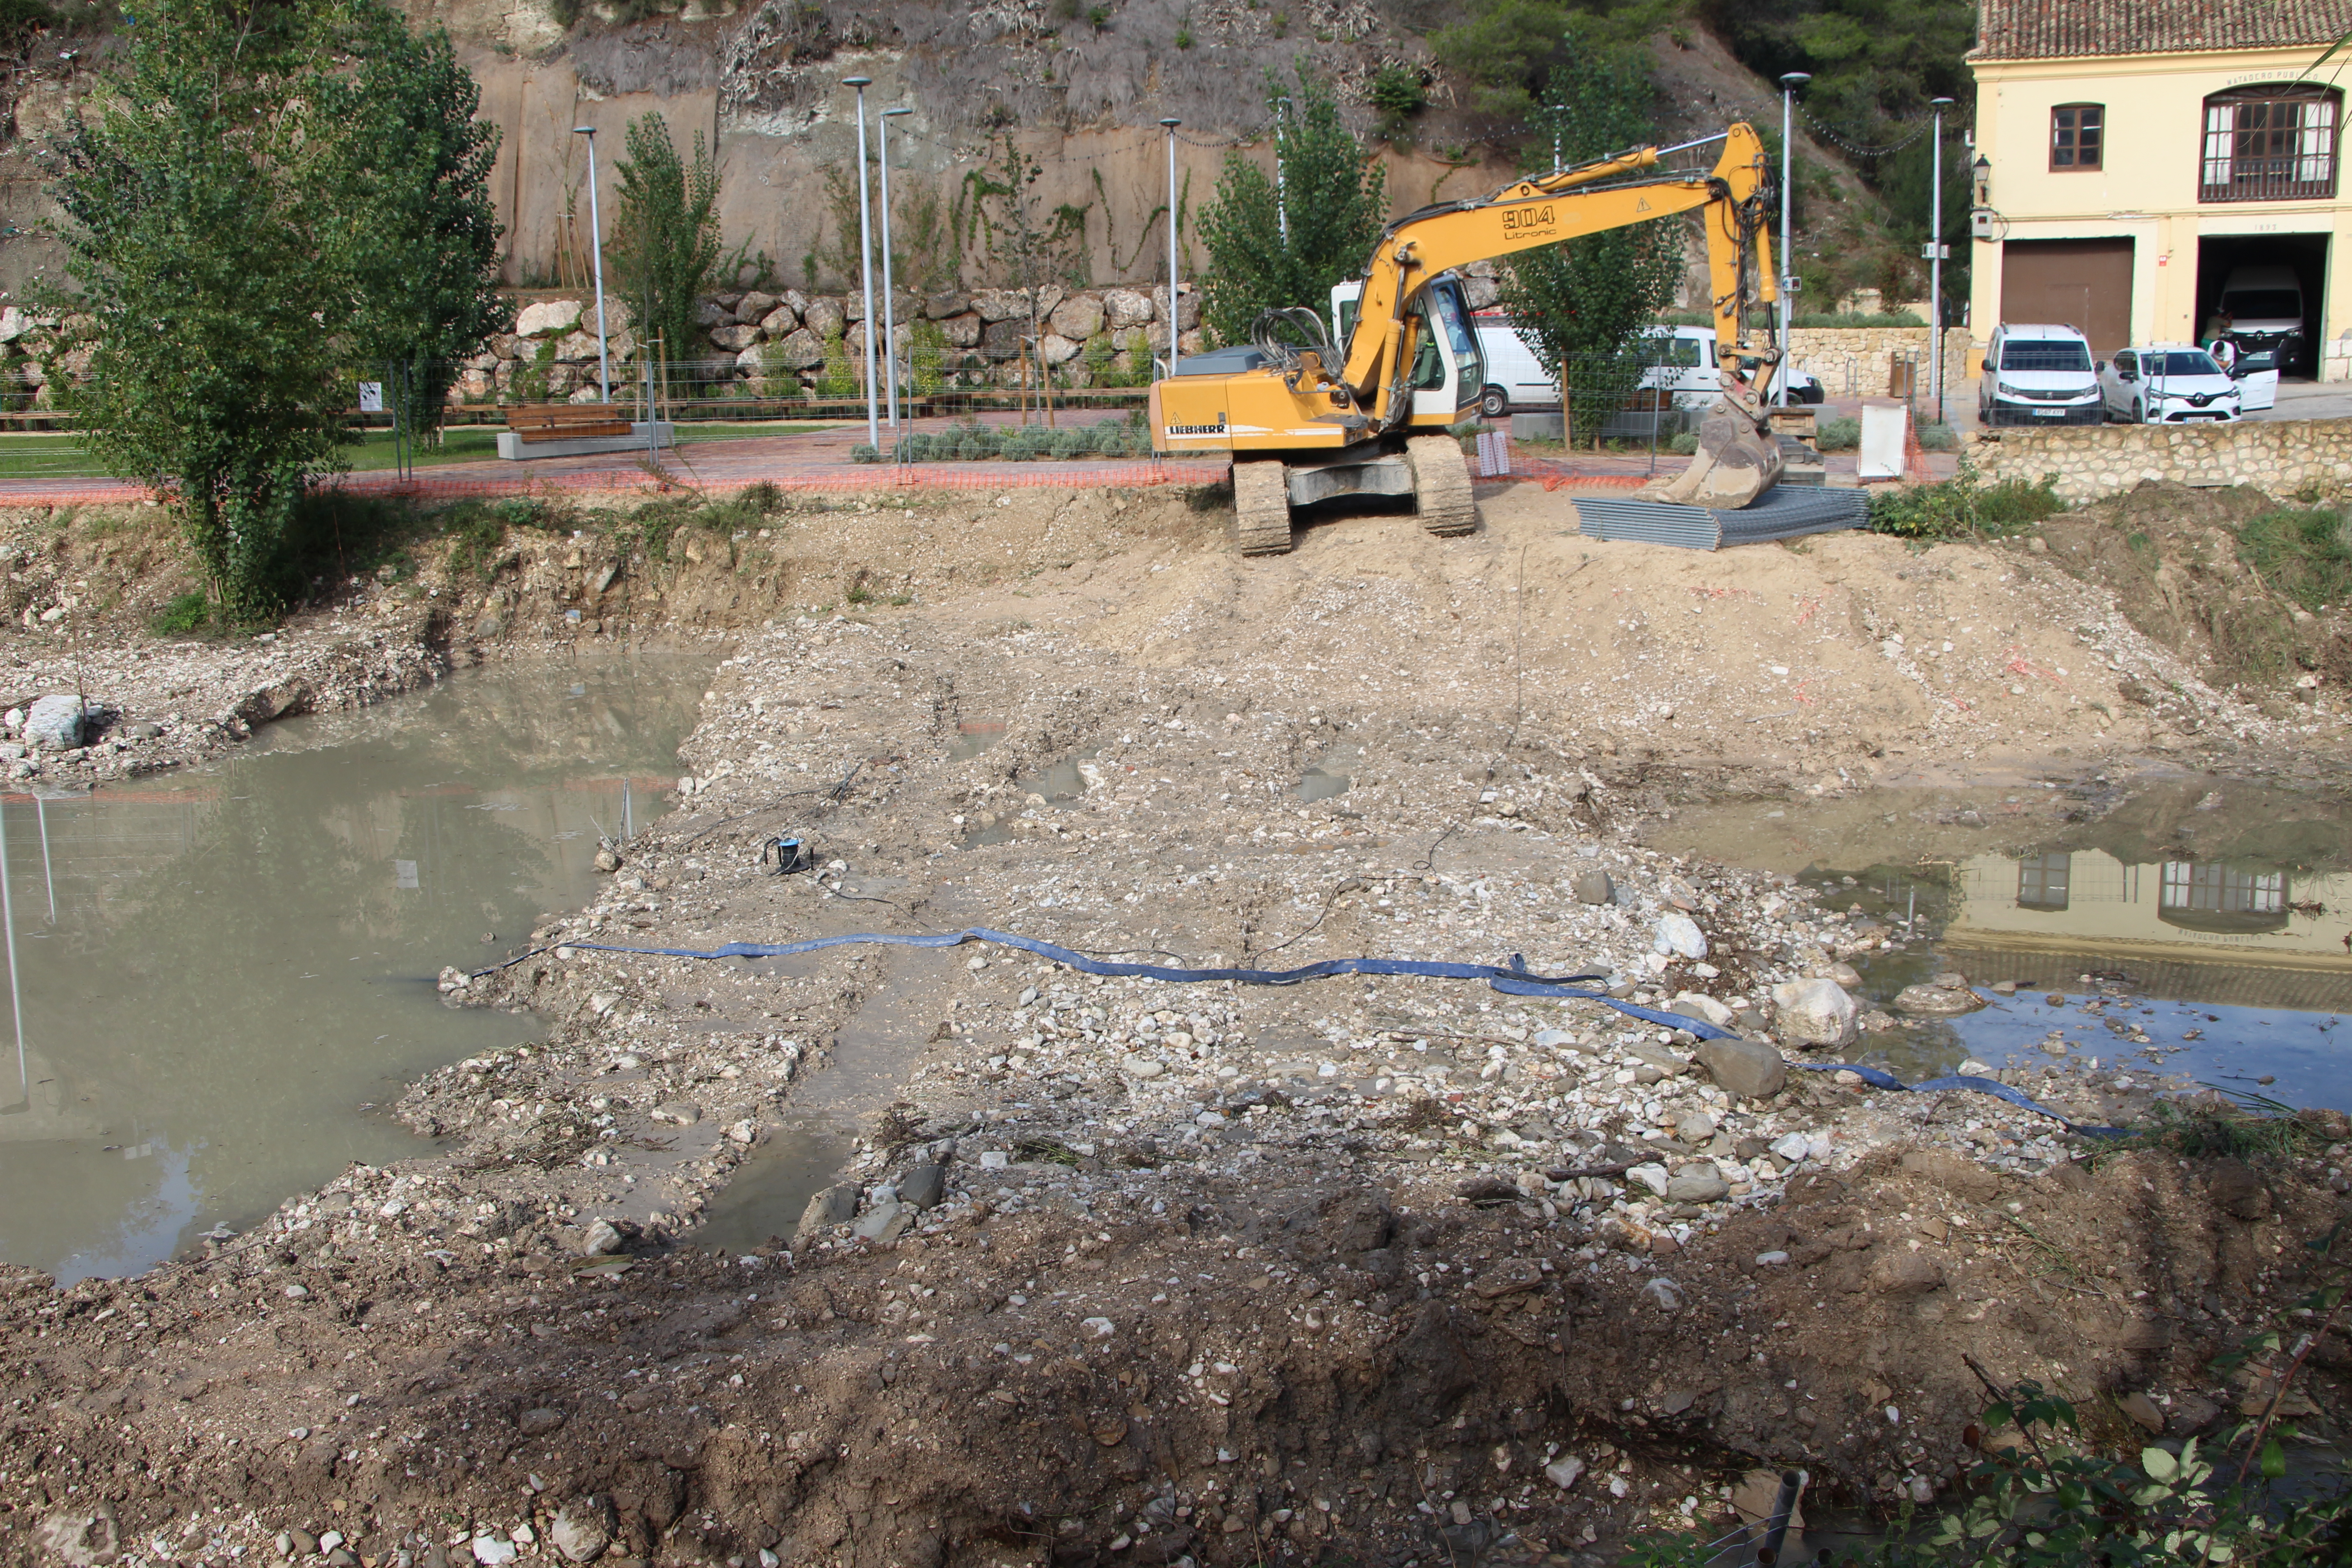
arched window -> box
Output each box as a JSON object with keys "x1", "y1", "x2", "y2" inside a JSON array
[{"x1": 2202, "y1": 85, "x2": 2341, "y2": 202}]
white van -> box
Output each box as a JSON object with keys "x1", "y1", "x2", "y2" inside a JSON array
[
  {"x1": 1980, "y1": 322, "x2": 2102, "y2": 425},
  {"x1": 2214, "y1": 265, "x2": 2303, "y2": 375},
  {"x1": 1470, "y1": 314, "x2": 1559, "y2": 416}
]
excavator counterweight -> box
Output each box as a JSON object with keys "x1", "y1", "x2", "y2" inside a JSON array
[{"x1": 1151, "y1": 124, "x2": 1785, "y2": 552}]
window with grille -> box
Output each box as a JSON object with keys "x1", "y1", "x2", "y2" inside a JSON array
[
  {"x1": 2015, "y1": 852, "x2": 2071, "y2": 911},
  {"x1": 2049, "y1": 105, "x2": 2102, "y2": 170},
  {"x1": 2159, "y1": 862, "x2": 2285, "y2": 914},
  {"x1": 2202, "y1": 88, "x2": 2340, "y2": 201}
]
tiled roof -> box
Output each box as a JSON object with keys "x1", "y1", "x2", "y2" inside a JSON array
[{"x1": 1975, "y1": 0, "x2": 2352, "y2": 61}]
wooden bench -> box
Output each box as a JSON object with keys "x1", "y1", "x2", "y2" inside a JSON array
[{"x1": 503, "y1": 403, "x2": 633, "y2": 443}]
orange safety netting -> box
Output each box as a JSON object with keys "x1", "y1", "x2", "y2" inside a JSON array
[{"x1": 0, "y1": 458, "x2": 1232, "y2": 510}]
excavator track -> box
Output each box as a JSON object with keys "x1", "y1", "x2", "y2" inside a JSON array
[
  {"x1": 1232, "y1": 460, "x2": 1294, "y2": 555},
  {"x1": 1406, "y1": 434, "x2": 1477, "y2": 538}
]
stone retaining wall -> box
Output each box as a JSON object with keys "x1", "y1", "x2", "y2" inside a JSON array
[
  {"x1": 1965, "y1": 417, "x2": 2352, "y2": 504},
  {"x1": 1786, "y1": 325, "x2": 1972, "y2": 401},
  {"x1": 453, "y1": 285, "x2": 1209, "y2": 405}
]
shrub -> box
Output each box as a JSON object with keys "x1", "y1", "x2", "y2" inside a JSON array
[
  {"x1": 1091, "y1": 420, "x2": 1127, "y2": 455},
  {"x1": 849, "y1": 442, "x2": 880, "y2": 464},
  {"x1": 958, "y1": 434, "x2": 990, "y2": 461},
  {"x1": 1050, "y1": 428, "x2": 1088, "y2": 460},
  {"x1": 1815, "y1": 416, "x2": 1861, "y2": 452},
  {"x1": 1868, "y1": 464, "x2": 2067, "y2": 541},
  {"x1": 2239, "y1": 507, "x2": 2352, "y2": 612},
  {"x1": 1916, "y1": 421, "x2": 1959, "y2": 451},
  {"x1": 897, "y1": 432, "x2": 932, "y2": 463},
  {"x1": 1667, "y1": 431, "x2": 1699, "y2": 456}
]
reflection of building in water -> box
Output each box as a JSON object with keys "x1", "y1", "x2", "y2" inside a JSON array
[{"x1": 1942, "y1": 850, "x2": 2352, "y2": 1008}]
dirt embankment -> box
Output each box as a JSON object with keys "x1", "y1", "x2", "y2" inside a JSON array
[{"x1": 3, "y1": 478, "x2": 2350, "y2": 1568}]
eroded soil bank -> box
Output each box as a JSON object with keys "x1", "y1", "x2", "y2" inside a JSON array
[{"x1": 3, "y1": 478, "x2": 2348, "y2": 1568}]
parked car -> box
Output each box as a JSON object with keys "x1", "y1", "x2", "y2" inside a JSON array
[
  {"x1": 1980, "y1": 322, "x2": 2102, "y2": 425},
  {"x1": 2097, "y1": 344, "x2": 2243, "y2": 424}
]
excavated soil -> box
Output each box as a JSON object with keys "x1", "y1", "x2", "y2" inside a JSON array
[{"x1": 4, "y1": 476, "x2": 2350, "y2": 1568}]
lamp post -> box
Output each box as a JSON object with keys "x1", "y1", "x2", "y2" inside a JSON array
[
  {"x1": 1162, "y1": 118, "x2": 1183, "y2": 376},
  {"x1": 572, "y1": 125, "x2": 611, "y2": 403},
  {"x1": 1776, "y1": 72, "x2": 1809, "y2": 406},
  {"x1": 1929, "y1": 96, "x2": 1954, "y2": 425},
  {"x1": 1273, "y1": 97, "x2": 1293, "y2": 247},
  {"x1": 844, "y1": 76, "x2": 879, "y2": 450},
  {"x1": 881, "y1": 106, "x2": 912, "y2": 430}
]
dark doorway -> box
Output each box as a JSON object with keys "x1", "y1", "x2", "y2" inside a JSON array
[
  {"x1": 2000, "y1": 238, "x2": 2135, "y2": 359},
  {"x1": 2195, "y1": 232, "x2": 2327, "y2": 377}
]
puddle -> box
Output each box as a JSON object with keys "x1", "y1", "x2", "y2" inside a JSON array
[
  {"x1": 1661, "y1": 776, "x2": 2352, "y2": 1104},
  {"x1": 950, "y1": 720, "x2": 1006, "y2": 762},
  {"x1": 1298, "y1": 769, "x2": 1352, "y2": 801},
  {"x1": 0, "y1": 657, "x2": 709, "y2": 1283},
  {"x1": 695, "y1": 943, "x2": 967, "y2": 1250},
  {"x1": 961, "y1": 750, "x2": 1101, "y2": 847}
]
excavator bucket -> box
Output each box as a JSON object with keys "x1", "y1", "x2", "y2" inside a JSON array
[{"x1": 1640, "y1": 395, "x2": 1784, "y2": 510}]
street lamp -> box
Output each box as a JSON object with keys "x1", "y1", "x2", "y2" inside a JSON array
[
  {"x1": 881, "y1": 107, "x2": 912, "y2": 430},
  {"x1": 1928, "y1": 97, "x2": 1954, "y2": 424},
  {"x1": 1776, "y1": 72, "x2": 1809, "y2": 407},
  {"x1": 572, "y1": 125, "x2": 610, "y2": 404},
  {"x1": 843, "y1": 76, "x2": 879, "y2": 450},
  {"x1": 1273, "y1": 97, "x2": 1293, "y2": 247},
  {"x1": 1162, "y1": 117, "x2": 1182, "y2": 376}
]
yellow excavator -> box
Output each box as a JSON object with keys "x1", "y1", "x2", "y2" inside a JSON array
[{"x1": 1150, "y1": 123, "x2": 1785, "y2": 554}]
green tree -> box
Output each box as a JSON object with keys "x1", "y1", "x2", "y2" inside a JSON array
[
  {"x1": 316, "y1": 5, "x2": 506, "y2": 441},
  {"x1": 51, "y1": 0, "x2": 353, "y2": 616},
  {"x1": 1197, "y1": 66, "x2": 1387, "y2": 347},
  {"x1": 1701, "y1": 0, "x2": 1976, "y2": 146},
  {"x1": 1431, "y1": 0, "x2": 1683, "y2": 118},
  {"x1": 49, "y1": 0, "x2": 507, "y2": 616},
  {"x1": 608, "y1": 113, "x2": 722, "y2": 391},
  {"x1": 1497, "y1": 24, "x2": 1686, "y2": 445}
]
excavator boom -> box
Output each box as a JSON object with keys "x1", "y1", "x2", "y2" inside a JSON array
[{"x1": 1152, "y1": 121, "x2": 1788, "y2": 550}]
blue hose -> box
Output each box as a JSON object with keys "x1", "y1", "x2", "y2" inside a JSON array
[{"x1": 500, "y1": 925, "x2": 2121, "y2": 1133}]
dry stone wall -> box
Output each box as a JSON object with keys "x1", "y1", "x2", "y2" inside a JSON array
[
  {"x1": 1966, "y1": 418, "x2": 2352, "y2": 504},
  {"x1": 1786, "y1": 325, "x2": 1972, "y2": 400},
  {"x1": 456, "y1": 284, "x2": 1208, "y2": 405}
]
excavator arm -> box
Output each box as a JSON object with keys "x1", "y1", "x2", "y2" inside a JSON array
[{"x1": 1309, "y1": 126, "x2": 1779, "y2": 429}]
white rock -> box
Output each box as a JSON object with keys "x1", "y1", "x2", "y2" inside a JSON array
[
  {"x1": 1639, "y1": 1276, "x2": 1684, "y2": 1312},
  {"x1": 318, "y1": 1532, "x2": 345, "y2": 1553},
  {"x1": 978, "y1": 1150, "x2": 1009, "y2": 1169},
  {"x1": 1544, "y1": 1455, "x2": 1587, "y2": 1490},
  {"x1": 1122, "y1": 1056, "x2": 1165, "y2": 1079},
  {"x1": 1671, "y1": 991, "x2": 1736, "y2": 1029},
  {"x1": 1754, "y1": 1250, "x2": 1791, "y2": 1267},
  {"x1": 1769, "y1": 977, "x2": 1858, "y2": 1046},
  {"x1": 1771, "y1": 1132, "x2": 1812, "y2": 1163},
  {"x1": 515, "y1": 299, "x2": 583, "y2": 337},
  {"x1": 472, "y1": 1539, "x2": 518, "y2": 1568},
  {"x1": 1653, "y1": 913, "x2": 1707, "y2": 960},
  {"x1": 1083, "y1": 1316, "x2": 1116, "y2": 1336},
  {"x1": 1626, "y1": 1162, "x2": 1671, "y2": 1196}
]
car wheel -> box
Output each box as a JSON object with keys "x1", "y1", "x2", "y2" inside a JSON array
[
  {"x1": 2132, "y1": 400, "x2": 2145, "y2": 424},
  {"x1": 1479, "y1": 385, "x2": 1509, "y2": 419},
  {"x1": 1797, "y1": 384, "x2": 1824, "y2": 405}
]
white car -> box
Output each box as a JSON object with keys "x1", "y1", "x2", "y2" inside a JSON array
[{"x1": 2098, "y1": 345, "x2": 2242, "y2": 424}]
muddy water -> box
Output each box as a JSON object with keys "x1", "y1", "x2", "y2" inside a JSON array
[
  {"x1": 0, "y1": 658, "x2": 708, "y2": 1284},
  {"x1": 1661, "y1": 774, "x2": 2352, "y2": 1105}
]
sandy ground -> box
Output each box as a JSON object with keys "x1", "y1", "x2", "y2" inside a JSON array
[{"x1": 3, "y1": 478, "x2": 2349, "y2": 1568}]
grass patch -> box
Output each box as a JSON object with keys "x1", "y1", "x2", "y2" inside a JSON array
[
  {"x1": 1816, "y1": 415, "x2": 1860, "y2": 452},
  {"x1": 148, "y1": 591, "x2": 211, "y2": 637},
  {"x1": 1869, "y1": 466, "x2": 2067, "y2": 541},
  {"x1": 2239, "y1": 507, "x2": 2352, "y2": 612}
]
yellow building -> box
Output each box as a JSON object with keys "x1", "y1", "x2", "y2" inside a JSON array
[
  {"x1": 1968, "y1": 0, "x2": 2352, "y2": 375},
  {"x1": 1939, "y1": 848, "x2": 2352, "y2": 1010}
]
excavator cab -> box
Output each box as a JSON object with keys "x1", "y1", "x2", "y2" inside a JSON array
[{"x1": 1333, "y1": 276, "x2": 1485, "y2": 426}]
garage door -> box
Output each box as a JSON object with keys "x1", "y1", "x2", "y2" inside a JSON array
[{"x1": 2001, "y1": 238, "x2": 2136, "y2": 358}]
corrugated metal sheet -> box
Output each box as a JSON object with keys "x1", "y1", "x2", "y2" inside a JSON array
[{"x1": 1575, "y1": 486, "x2": 1869, "y2": 551}]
